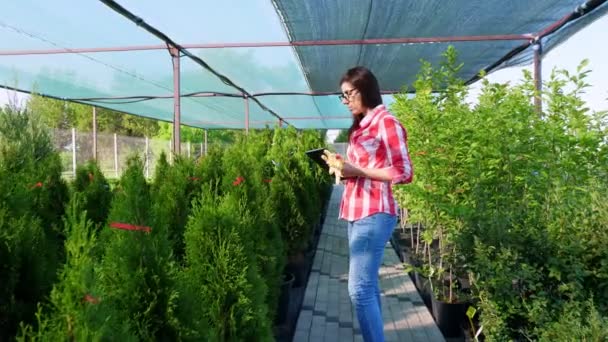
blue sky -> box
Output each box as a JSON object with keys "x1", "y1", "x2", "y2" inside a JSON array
[{"x1": 467, "y1": 15, "x2": 608, "y2": 113}]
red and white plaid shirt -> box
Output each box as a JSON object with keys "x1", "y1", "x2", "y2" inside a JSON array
[{"x1": 339, "y1": 104, "x2": 413, "y2": 221}]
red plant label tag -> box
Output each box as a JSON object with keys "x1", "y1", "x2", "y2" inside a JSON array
[
  {"x1": 109, "y1": 222, "x2": 151, "y2": 233},
  {"x1": 82, "y1": 294, "x2": 100, "y2": 304}
]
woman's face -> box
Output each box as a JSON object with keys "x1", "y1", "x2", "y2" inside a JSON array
[{"x1": 340, "y1": 82, "x2": 365, "y2": 115}]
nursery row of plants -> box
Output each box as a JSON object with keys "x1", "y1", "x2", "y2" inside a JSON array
[
  {"x1": 0, "y1": 105, "x2": 332, "y2": 341},
  {"x1": 393, "y1": 47, "x2": 608, "y2": 340}
]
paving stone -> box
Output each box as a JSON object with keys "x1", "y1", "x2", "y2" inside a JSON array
[
  {"x1": 339, "y1": 327, "x2": 354, "y2": 342},
  {"x1": 324, "y1": 322, "x2": 339, "y2": 342},
  {"x1": 292, "y1": 330, "x2": 308, "y2": 342},
  {"x1": 296, "y1": 309, "x2": 313, "y2": 332}
]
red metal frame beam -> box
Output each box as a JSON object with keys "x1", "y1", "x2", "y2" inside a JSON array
[{"x1": 0, "y1": 34, "x2": 533, "y2": 56}]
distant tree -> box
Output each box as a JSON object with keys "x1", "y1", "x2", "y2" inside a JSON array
[
  {"x1": 155, "y1": 122, "x2": 236, "y2": 145},
  {"x1": 26, "y1": 94, "x2": 159, "y2": 137},
  {"x1": 334, "y1": 129, "x2": 349, "y2": 143}
]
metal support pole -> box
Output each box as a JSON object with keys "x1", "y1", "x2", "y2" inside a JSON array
[
  {"x1": 278, "y1": 118, "x2": 283, "y2": 129},
  {"x1": 71, "y1": 128, "x2": 77, "y2": 177},
  {"x1": 200, "y1": 142, "x2": 203, "y2": 157},
  {"x1": 145, "y1": 136, "x2": 149, "y2": 178},
  {"x1": 169, "y1": 45, "x2": 181, "y2": 155},
  {"x1": 113, "y1": 133, "x2": 118, "y2": 178},
  {"x1": 187, "y1": 141, "x2": 191, "y2": 158},
  {"x1": 92, "y1": 107, "x2": 97, "y2": 160},
  {"x1": 204, "y1": 130, "x2": 208, "y2": 155},
  {"x1": 533, "y1": 42, "x2": 543, "y2": 113},
  {"x1": 244, "y1": 94, "x2": 250, "y2": 134}
]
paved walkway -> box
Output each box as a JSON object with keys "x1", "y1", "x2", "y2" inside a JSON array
[{"x1": 293, "y1": 185, "x2": 445, "y2": 342}]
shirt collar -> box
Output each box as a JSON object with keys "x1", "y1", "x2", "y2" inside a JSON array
[{"x1": 359, "y1": 104, "x2": 385, "y2": 129}]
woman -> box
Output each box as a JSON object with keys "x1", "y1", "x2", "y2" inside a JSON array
[{"x1": 333, "y1": 66, "x2": 413, "y2": 342}]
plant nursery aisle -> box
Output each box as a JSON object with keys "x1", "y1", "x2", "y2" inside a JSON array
[{"x1": 293, "y1": 185, "x2": 444, "y2": 342}]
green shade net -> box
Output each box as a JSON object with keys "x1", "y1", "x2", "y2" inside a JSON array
[{"x1": 1, "y1": 0, "x2": 606, "y2": 129}]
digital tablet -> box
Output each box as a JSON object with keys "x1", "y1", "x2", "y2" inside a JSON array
[{"x1": 305, "y1": 148, "x2": 330, "y2": 172}]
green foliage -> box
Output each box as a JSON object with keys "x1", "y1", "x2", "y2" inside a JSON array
[
  {"x1": 220, "y1": 131, "x2": 286, "y2": 321},
  {"x1": 151, "y1": 154, "x2": 198, "y2": 261},
  {"x1": 18, "y1": 194, "x2": 136, "y2": 341},
  {"x1": 156, "y1": 122, "x2": 236, "y2": 144},
  {"x1": 194, "y1": 144, "x2": 225, "y2": 196},
  {"x1": 72, "y1": 160, "x2": 112, "y2": 228},
  {"x1": 97, "y1": 156, "x2": 179, "y2": 340},
  {"x1": 393, "y1": 48, "x2": 608, "y2": 339},
  {"x1": 0, "y1": 106, "x2": 67, "y2": 339},
  {"x1": 0, "y1": 207, "x2": 55, "y2": 339},
  {"x1": 535, "y1": 299, "x2": 608, "y2": 342},
  {"x1": 267, "y1": 127, "x2": 313, "y2": 256},
  {"x1": 334, "y1": 129, "x2": 349, "y2": 143},
  {"x1": 178, "y1": 186, "x2": 272, "y2": 341},
  {"x1": 0, "y1": 105, "x2": 69, "y2": 233},
  {"x1": 26, "y1": 94, "x2": 160, "y2": 137}
]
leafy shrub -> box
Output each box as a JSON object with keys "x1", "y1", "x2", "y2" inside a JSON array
[{"x1": 393, "y1": 48, "x2": 608, "y2": 339}]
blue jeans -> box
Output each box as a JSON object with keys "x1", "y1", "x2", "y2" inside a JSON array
[{"x1": 347, "y1": 212, "x2": 397, "y2": 342}]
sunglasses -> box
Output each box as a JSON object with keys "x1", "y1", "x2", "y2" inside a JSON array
[{"x1": 338, "y1": 88, "x2": 359, "y2": 102}]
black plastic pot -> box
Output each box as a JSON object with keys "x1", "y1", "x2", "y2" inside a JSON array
[
  {"x1": 286, "y1": 254, "x2": 309, "y2": 288},
  {"x1": 431, "y1": 296, "x2": 466, "y2": 338},
  {"x1": 414, "y1": 272, "x2": 433, "y2": 314},
  {"x1": 276, "y1": 272, "x2": 295, "y2": 325}
]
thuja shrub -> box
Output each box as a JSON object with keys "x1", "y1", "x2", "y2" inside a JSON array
[
  {"x1": 72, "y1": 160, "x2": 112, "y2": 228},
  {"x1": 267, "y1": 127, "x2": 313, "y2": 257},
  {"x1": 18, "y1": 194, "x2": 136, "y2": 341},
  {"x1": 0, "y1": 106, "x2": 68, "y2": 235},
  {"x1": 151, "y1": 154, "x2": 197, "y2": 261},
  {"x1": 194, "y1": 144, "x2": 225, "y2": 197},
  {"x1": 220, "y1": 131, "x2": 285, "y2": 320},
  {"x1": 0, "y1": 205, "x2": 55, "y2": 340},
  {"x1": 97, "y1": 156, "x2": 179, "y2": 340},
  {"x1": 301, "y1": 130, "x2": 332, "y2": 207},
  {"x1": 267, "y1": 163, "x2": 307, "y2": 255},
  {"x1": 0, "y1": 106, "x2": 67, "y2": 339},
  {"x1": 177, "y1": 186, "x2": 272, "y2": 341}
]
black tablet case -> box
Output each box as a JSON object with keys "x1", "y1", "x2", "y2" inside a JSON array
[{"x1": 305, "y1": 148, "x2": 330, "y2": 172}]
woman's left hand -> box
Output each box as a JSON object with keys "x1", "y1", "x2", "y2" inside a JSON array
[{"x1": 341, "y1": 161, "x2": 363, "y2": 178}]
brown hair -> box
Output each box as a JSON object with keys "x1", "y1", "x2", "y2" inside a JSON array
[{"x1": 340, "y1": 66, "x2": 383, "y2": 140}]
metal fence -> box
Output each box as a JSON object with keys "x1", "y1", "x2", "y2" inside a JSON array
[
  {"x1": 50, "y1": 129, "x2": 208, "y2": 179},
  {"x1": 51, "y1": 129, "x2": 343, "y2": 179},
  {"x1": 329, "y1": 143, "x2": 347, "y2": 157}
]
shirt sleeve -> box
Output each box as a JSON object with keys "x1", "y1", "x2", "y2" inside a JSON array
[{"x1": 380, "y1": 115, "x2": 413, "y2": 184}]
